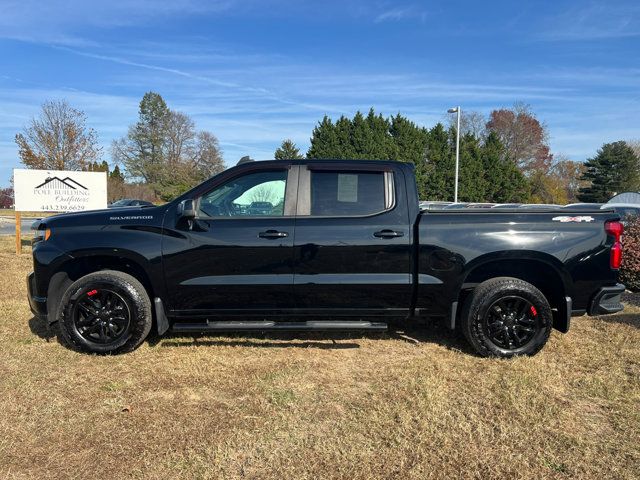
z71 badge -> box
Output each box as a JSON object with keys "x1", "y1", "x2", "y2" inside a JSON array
[{"x1": 552, "y1": 215, "x2": 595, "y2": 223}]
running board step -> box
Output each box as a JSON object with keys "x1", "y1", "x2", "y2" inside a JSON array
[{"x1": 171, "y1": 320, "x2": 388, "y2": 332}]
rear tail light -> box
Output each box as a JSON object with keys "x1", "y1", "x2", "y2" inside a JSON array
[{"x1": 605, "y1": 220, "x2": 624, "y2": 269}]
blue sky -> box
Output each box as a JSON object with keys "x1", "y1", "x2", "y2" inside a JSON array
[{"x1": 1, "y1": 0, "x2": 639, "y2": 186}]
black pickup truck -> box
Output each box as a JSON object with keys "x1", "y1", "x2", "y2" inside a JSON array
[{"x1": 28, "y1": 159, "x2": 625, "y2": 357}]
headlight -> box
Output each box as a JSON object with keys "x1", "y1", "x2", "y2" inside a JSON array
[{"x1": 32, "y1": 228, "x2": 51, "y2": 244}]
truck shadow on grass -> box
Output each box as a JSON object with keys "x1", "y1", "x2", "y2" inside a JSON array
[
  {"x1": 155, "y1": 334, "x2": 362, "y2": 350},
  {"x1": 27, "y1": 316, "x2": 474, "y2": 355},
  {"x1": 150, "y1": 323, "x2": 474, "y2": 354},
  {"x1": 28, "y1": 315, "x2": 56, "y2": 342},
  {"x1": 597, "y1": 312, "x2": 640, "y2": 329}
]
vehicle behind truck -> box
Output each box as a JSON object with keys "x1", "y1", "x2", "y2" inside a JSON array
[{"x1": 28, "y1": 159, "x2": 625, "y2": 358}]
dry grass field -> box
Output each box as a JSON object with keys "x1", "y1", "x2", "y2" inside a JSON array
[{"x1": 0, "y1": 237, "x2": 638, "y2": 479}]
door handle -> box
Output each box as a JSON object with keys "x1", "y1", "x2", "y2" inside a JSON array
[
  {"x1": 259, "y1": 230, "x2": 288, "y2": 239},
  {"x1": 373, "y1": 229, "x2": 404, "y2": 239}
]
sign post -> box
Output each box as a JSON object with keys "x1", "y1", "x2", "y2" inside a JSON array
[
  {"x1": 15, "y1": 211, "x2": 21, "y2": 255},
  {"x1": 13, "y1": 169, "x2": 107, "y2": 255}
]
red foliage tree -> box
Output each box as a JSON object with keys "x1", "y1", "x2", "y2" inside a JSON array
[
  {"x1": 0, "y1": 187, "x2": 14, "y2": 208},
  {"x1": 486, "y1": 103, "x2": 552, "y2": 174}
]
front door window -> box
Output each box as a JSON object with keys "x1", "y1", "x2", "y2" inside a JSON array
[{"x1": 199, "y1": 170, "x2": 287, "y2": 217}]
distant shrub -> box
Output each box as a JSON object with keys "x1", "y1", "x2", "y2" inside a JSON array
[{"x1": 620, "y1": 217, "x2": 640, "y2": 292}]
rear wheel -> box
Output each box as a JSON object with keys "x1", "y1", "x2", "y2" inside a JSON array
[
  {"x1": 58, "y1": 270, "x2": 152, "y2": 354},
  {"x1": 460, "y1": 277, "x2": 552, "y2": 358}
]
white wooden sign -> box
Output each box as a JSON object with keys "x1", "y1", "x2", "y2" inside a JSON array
[{"x1": 13, "y1": 169, "x2": 107, "y2": 212}]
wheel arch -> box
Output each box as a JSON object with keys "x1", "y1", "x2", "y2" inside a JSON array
[
  {"x1": 456, "y1": 251, "x2": 572, "y2": 333},
  {"x1": 47, "y1": 250, "x2": 158, "y2": 323}
]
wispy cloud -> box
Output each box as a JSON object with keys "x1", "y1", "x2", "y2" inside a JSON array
[
  {"x1": 54, "y1": 46, "x2": 270, "y2": 94},
  {"x1": 5, "y1": 37, "x2": 636, "y2": 169},
  {"x1": 539, "y1": 2, "x2": 640, "y2": 40},
  {"x1": 0, "y1": 0, "x2": 237, "y2": 45},
  {"x1": 1, "y1": 0, "x2": 639, "y2": 184},
  {"x1": 374, "y1": 5, "x2": 427, "y2": 23}
]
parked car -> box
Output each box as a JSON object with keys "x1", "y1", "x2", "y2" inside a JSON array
[
  {"x1": 564, "y1": 203, "x2": 603, "y2": 210},
  {"x1": 443, "y1": 202, "x2": 470, "y2": 209},
  {"x1": 419, "y1": 201, "x2": 452, "y2": 210},
  {"x1": 465, "y1": 203, "x2": 496, "y2": 208},
  {"x1": 108, "y1": 199, "x2": 154, "y2": 208},
  {"x1": 602, "y1": 203, "x2": 640, "y2": 223},
  {"x1": 29, "y1": 159, "x2": 625, "y2": 358},
  {"x1": 491, "y1": 203, "x2": 523, "y2": 209},
  {"x1": 247, "y1": 201, "x2": 274, "y2": 215},
  {"x1": 443, "y1": 203, "x2": 495, "y2": 209},
  {"x1": 518, "y1": 204, "x2": 563, "y2": 209}
]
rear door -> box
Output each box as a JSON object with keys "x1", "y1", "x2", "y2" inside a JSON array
[{"x1": 292, "y1": 163, "x2": 413, "y2": 316}]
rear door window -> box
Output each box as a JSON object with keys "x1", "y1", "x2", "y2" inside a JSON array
[{"x1": 310, "y1": 170, "x2": 387, "y2": 216}]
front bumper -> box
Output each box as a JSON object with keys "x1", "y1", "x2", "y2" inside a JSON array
[
  {"x1": 27, "y1": 272, "x2": 48, "y2": 322},
  {"x1": 588, "y1": 283, "x2": 625, "y2": 316}
]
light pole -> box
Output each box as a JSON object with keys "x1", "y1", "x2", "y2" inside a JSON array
[{"x1": 447, "y1": 106, "x2": 461, "y2": 203}]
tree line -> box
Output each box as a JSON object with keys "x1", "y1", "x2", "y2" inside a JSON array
[
  {"x1": 13, "y1": 94, "x2": 224, "y2": 202},
  {"x1": 277, "y1": 106, "x2": 640, "y2": 204},
  {"x1": 304, "y1": 109, "x2": 528, "y2": 203},
  {"x1": 11, "y1": 94, "x2": 640, "y2": 204}
]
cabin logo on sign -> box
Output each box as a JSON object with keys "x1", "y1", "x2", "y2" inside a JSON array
[
  {"x1": 33, "y1": 174, "x2": 91, "y2": 211},
  {"x1": 35, "y1": 176, "x2": 87, "y2": 190}
]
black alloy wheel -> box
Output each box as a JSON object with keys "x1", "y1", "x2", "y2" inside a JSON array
[
  {"x1": 72, "y1": 288, "x2": 131, "y2": 345},
  {"x1": 57, "y1": 270, "x2": 152, "y2": 354},
  {"x1": 482, "y1": 295, "x2": 538, "y2": 350},
  {"x1": 460, "y1": 277, "x2": 553, "y2": 358}
]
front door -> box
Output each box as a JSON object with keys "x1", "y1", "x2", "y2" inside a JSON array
[
  {"x1": 292, "y1": 164, "x2": 413, "y2": 316},
  {"x1": 162, "y1": 166, "x2": 297, "y2": 316}
]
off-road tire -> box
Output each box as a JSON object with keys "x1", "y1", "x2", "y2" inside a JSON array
[
  {"x1": 57, "y1": 270, "x2": 152, "y2": 354},
  {"x1": 460, "y1": 277, "x2": 553, "y2": 358}
]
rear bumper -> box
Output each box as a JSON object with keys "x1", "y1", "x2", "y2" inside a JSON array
[
  {"x1": 27, "y1": 272, "x2": 48, "y2": 322},
  {"x1": 587, "y1": 284, "x2": 625, "y2": 316}
]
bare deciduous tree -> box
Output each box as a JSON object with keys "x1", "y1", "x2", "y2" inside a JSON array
[
  {"x1": 15, "y1": 100, "x2": 102, "y2": 170},
  {"x1": 448, "y1": 110, "x2": 487, "y2": 138},
  {"x1": 189, "y1": 131, "x2": 224, "y2": 178},
  {"x1": 249, "y1": 185, "x2": 278, "y2": 204},
  {"x1": 627, "y1": 139, "x2": 640, "y2": 161},
  {"x1": 112, "y1": 92, "x2": 224, "y2": 200},
  {"x1": 164, "y1": 111, "x2": 195, "y2": 167},
  {"x1": 550, "y1": 155, "x2": 588, "y2": 203}
]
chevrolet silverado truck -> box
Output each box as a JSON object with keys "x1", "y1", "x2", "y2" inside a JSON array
[{"x1": 27, "y1": 159, "x2": 626, "y2": 357}]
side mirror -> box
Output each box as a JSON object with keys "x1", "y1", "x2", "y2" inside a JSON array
[{"x1": 177, "y1": 199, "x2": 196, "y2": 219}]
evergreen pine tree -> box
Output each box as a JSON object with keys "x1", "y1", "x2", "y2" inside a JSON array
[
  {"x1": 578, "y1": 141, "x2": 640, "y2": 202},
  {"x1": 307, "y1": 116, "x2": 339, "y2": 159},
  {"x1": 365, "y1": 108, "x2": 394, "y2": 159},
  {"x1": 109, "y1": 165, "x2": 125, "y2": 183},
  {"x1": 350, "y1": 111, "x2": 375, "y2": 159},
  {"x1": 335, "y1": 115, "x2": 356, "y2": 158},
  {"x1": 458, "y1": 133, "x2": 487, "y2": 202},
  {"x1": 389, "y1": 114, "x2": 429, "y2": 192},
  {"x1": 422, "y1": 123, "x2": 454, "y2": 200},
  {"x1": 481, "y1": 132, "x2": 529, "y2": 202},
  {"x1": 135, "y1": 92, "x2": 170, "y2": 167},
  {"x1": 274, "y1": 139, "x2": 303, "y2": 160},
  {"x1": 389, "y1": 114, "x2": 428, "y2": 164}
]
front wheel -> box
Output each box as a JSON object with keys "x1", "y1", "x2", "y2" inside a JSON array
[
  {"x1": 460, "y1": 277, "x2": 553, "y2": 358},
  {"x1": 58, "y1": 270, "x2": 152, "y2": 354}
]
